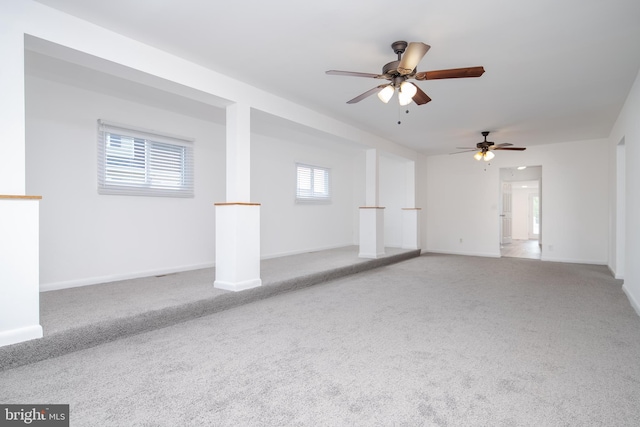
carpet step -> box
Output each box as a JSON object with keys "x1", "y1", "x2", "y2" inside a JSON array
[{"x1": 0, "y1": 249, "x2": 420, "y2": 371}]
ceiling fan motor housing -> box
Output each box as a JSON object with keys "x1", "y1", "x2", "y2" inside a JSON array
[
  {"x1": 382, "y1": 60, "x2": 401, "y2": 76},
  {"x1": 391, "y1": 41, "x2": 408, "y2": 55},
  {"x1": 477, "y1": 141, "x2": 494, "y2": 149}
]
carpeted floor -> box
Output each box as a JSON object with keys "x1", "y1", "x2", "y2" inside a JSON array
[
  {"x1": 0, "y1": 246, "x2": 419, "y2": 370},
  {"x1": 1, "y1": 253, "x2": 639, "y2": 426}
]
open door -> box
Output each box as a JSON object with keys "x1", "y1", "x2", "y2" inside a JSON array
[{"x1": 500, "y1": 182, "x2": 512, "y2": 245}]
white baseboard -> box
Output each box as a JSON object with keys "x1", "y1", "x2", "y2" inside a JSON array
[
  {"x1": 540, "y1": 256, "x2": 606, "y2": 265},
  {"x1": 0, "y1": 324, "x2": 43, "y2": 347},
  {"x1": 358, "y1": 252, "x2": 386, "y2": 259},
  {"x1": 607, "y1": 264, "x2": 625, "y2": 280},
  {"x1": 622, "y1": 283, "x2": 640, "y2": 317},
  {"x1": 40, "y1": 262, "x2": 215, "y2": 292},
  {"x1": 214, "y1": 278, "x2": 262, "y2": 292}
]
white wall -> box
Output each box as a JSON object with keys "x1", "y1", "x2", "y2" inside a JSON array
[
  {"x1": 26, "y1": 75, "x2": 224, "y2": 290},
  {"x1": 426, "y1": 139, "x2": 609, "y2": 264},
  {"x1": 609, "y1": 68, "x2": 640, "y2": 315},
  {"x1": 27, "y1": 74, "x2": 369, "y2": 288},
  {"x1": 426, "y1": 155, "x2": 502, "y2": 257},
  {"x1": 252, "y1": 134, "x2": 361, "y2": 258}
]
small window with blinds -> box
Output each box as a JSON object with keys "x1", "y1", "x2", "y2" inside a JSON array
[
  {"x1": 97, "y1": 120, "x2": 194, "y2": 198},
  {"x1": 296, "y1": 163, "x2": 331, "y2": 203}
]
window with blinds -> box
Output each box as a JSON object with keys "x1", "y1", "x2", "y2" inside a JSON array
[
  {"x1": 296, "y1": 163, "x2": 331, "y2": 202},
  {"x1": 97, "y1": 120, "x2": 194, "y2": 197}
]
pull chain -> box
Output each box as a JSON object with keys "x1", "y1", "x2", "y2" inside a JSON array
[{"x1": 397, "y1": 106, "x2": 410, "y2": 125}]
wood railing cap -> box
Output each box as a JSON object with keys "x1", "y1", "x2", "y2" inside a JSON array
[
  {"x1": 0, "y1": 195, "x2": 42, "y2": 200},
  {"x1": 214, "y1": 202, "x2": 261, "y2": 206}
]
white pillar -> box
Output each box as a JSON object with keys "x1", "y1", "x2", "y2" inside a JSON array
[
  {"x1": 214, "y1": 203, "x2": 261, "y2": 291},
  {"x1": 214, "y1": 103, "x2": 261, "y2": 291},
  {"x1": 0, "y1": 25, "x2": 43, "y2": 347},
  {"x1": 365, "y1": 149, "x2": 379, "y2": 206},
  {"x1": 0, "y1": 197, "x2": 43, "y2": 347},
  {"x1": 0, "y1": 24, "x2": 26, "y2": 194},
  {"x1": 359, "y1": 149, "x2": 385, "y2": 258},
  {"x1": 359, "y1": 207, "x2": 385, "y2": 258},
  {"x1": 225, "y1": 103, "x2": 251, "y2": 201},
  {"x1": 401, "y1": 161, "x2": 421, "y2": 249},
  {"x1": 402, "y1": 208, "x2": 421, "y2": 249},
  {"x1": 404, "y1": 160, "x2": 416, "y2": 207}
]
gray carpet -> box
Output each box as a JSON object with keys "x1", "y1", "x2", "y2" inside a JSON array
[
  {"x1": 0, "y1": 246, "x2": 419, "y2": 370},
  {"x1": 1, "y1": 254, "x2": 639, "y2": 426}
]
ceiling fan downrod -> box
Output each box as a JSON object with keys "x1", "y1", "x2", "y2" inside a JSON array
[{"x1": 391, "y1": 40, "x2": 408, "y2": 59}]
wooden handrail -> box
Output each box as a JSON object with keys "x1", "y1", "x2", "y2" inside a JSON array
[
  {"x1": 214, "y1": 202, "x2": 261, "y2": 206},
  {"x1": 359, "y1": 206, "x2": 385, "y2": 209},
  {"x1": 0, "y1": 195, "x2": 42, "y2": 200}
]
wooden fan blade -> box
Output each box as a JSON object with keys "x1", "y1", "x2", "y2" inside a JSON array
[
  {"x1": 346, "y1": 85, "x2": 387, "y2": 104},
  {"x1": 411, "y1": 84, "x2": 432, "y2": 105},
  {"x1": 456, "y1": 147, "x2": 478, "y2": 150},
  {"x1": 450, "y1": 149, "x2": 478, "y2": 154},
  {"x1": 397, "y1": 42, "x2": 430, "y2": 75},
  {"x1": 326, "y1": 70, "x2": 383, "y2": 78},
  {"x1": 494, "y1": 147, "x2": 526, "y2": 151},
  {"x1": 488, "y1": 143, "x2": 513, "y2": 150},
  {"x1": 414, "y1": 66, "x2": 485, "y2": 81}
]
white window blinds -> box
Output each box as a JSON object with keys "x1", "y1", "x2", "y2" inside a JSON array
[
  {"x1": 97, "y1": 120, "x2": 194, "y2": 197},
  {"x1": 296, "y1": 163, "x2": 331, "y2": 202}
]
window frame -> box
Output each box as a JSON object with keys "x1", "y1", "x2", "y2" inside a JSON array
[
  {"x1": 97, "y1": 120, "x2": 194, "y2": 198},
  {"x1": 295, "y1": 162, "x2": 331, "y2": 203}
]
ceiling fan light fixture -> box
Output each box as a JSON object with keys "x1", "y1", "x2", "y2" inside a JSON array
[
  {"x1": 377, "y1": 85, "x2": 394, "y2": 103},
  {"x1": 473, "y1": 151, "x2": 484, "y2": 161},
  {"x1": 398, "y1": 81, "x2": 417, "y2": 106},
  {"x1": 398, "y1": 91, "x2": 413, "y2": 106},
  {"x1": 400, "y1": 81, "x2": 417, "y2": 97},
  {"x1": 484, "y1": 151, "x2": 495, "y2": 161}
]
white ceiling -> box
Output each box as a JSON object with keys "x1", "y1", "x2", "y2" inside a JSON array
[{"x1": 32, "y1": 0, "x2": 640, "y2": 156}]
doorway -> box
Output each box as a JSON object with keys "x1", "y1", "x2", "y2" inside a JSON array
[{"x1": 499, "y1": 166, "x2": 542, "y2": 259}]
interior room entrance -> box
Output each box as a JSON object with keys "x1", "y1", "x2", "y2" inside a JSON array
[{"x1": 499, "y1": 166, "x2": 542, "y2": 260}]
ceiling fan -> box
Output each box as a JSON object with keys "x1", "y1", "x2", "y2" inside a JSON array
[
  {"x1": 452, "y1": 131, "x2": 526, "y2": 161},
  {"x1": 326, "y1": 40, "x2": 485, "y2": 106}
]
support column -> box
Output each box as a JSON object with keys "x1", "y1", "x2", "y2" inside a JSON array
[
  {"x1": 0, "y1": 24, "x2": 26, "y2": 194},
  {"x1": 402, "y1": 208, "x2": 422, "y2": 249},
  {"x1": 0, "y1": 197, "x2": 43, "y2": 347},
  {"x1": 359, "y1": 149, "x2": 385, "y2": 258},
  {"x1": 0, "y1": 28, "x2": 43, "y2": 347},
  {"x1": 214, "y1": 203, "x2": 261, "y2": 291},
  {"x1": 359, "y1": 207, "x2": 385, "y2": 258},
  {"x1": 401, "y1": 161, "x2": 421, "y2": 249},
  {"x1": 214, "y1": 103, "x2": 262, "y2": 291}
]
